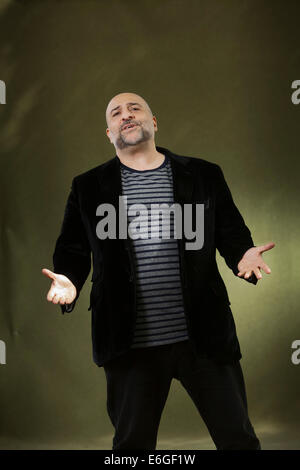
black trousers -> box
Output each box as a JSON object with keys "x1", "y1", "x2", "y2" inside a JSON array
[{"x1": 103, "y1": 339, "x2": 261, "y2": 450}]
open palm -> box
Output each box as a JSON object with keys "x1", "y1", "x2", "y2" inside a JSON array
[
  {"x1": 237, "y1": 242, "x2": 275, "y2": 281},
  {"x1": 42, "y1": 268, "x2": 77, "y2": 305}
]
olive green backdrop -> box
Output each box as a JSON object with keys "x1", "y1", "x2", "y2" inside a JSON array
[{"x1": 0, "y1": 0, "x2": 299, "y2": 450}]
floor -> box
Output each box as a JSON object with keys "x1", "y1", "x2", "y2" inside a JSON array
[{"x1": 0, "y1": 425, "x2": 299, "y2": 450}]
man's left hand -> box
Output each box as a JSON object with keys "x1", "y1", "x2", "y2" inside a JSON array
[{"x1": 237, "y1": 242, "x2": 275, "y2": 281}]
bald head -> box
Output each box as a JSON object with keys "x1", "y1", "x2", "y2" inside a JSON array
[{"x1": 105, "y1": 92, "x2": 153, "y2": 126}]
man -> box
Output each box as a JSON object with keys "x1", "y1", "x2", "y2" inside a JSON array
[{"x1": 42, "y1": 92, "x2": 275, "y2": 450}]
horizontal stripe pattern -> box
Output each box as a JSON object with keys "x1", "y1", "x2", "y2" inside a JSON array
[{"x1": 119, "y1": 154, "x2": 189, "y2": 348}]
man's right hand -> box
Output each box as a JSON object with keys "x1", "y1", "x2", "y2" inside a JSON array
[{"x1": 42, "y1": 268, "x2": 77, "y2": 305}]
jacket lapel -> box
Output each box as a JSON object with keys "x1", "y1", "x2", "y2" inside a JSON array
[
  {"x1": 167, "y1": 151, "x2": 195, "y2": 204},
  {"x1": 93, "y1": 146, "x2": 203, "y2": 240},
  {"x1": 95, "y1": 156, "x2": 122, "y2": 207},
  {"x1": 95, "y1": 146, "x2": 197, "y2": 205}
]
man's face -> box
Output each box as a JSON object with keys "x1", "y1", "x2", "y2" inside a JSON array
[{"x1": 106, "y1": 93, "x2": 157, "y2": 150}]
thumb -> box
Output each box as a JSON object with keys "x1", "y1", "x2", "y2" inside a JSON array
[
  {"x1": 258, "y1": 242, "x2": 276, "y2": 253},
  {"x1": 42, "y1": 268, "x2": 58, "y2": 281}
]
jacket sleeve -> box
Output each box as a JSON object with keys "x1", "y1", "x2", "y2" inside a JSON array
[
  {"x1": 53, "y1": 177, "x2": 91, "y2": 313},
  {"x1": 214, "y1": 164, "x2": 257, "y2": 285}
]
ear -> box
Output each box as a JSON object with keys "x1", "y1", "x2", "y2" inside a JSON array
[
  {"x1": 152, "y1": 116, "x2": 158, "y2": 131},
  {"x1": 106, "y1": 128, "x2": 112, "y2": 143}
]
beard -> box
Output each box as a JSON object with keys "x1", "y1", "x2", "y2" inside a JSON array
[{"x1": 115, "y1": 125, "x2": 152, "y2": 150}]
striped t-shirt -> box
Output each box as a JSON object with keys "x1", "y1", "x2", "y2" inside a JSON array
[{"x1": 119, "y1": 154, "x2": 190, "y2": 348}]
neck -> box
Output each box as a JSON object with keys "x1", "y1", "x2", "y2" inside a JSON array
[{"x1": 116, "y1": 141, "x2": 165, "y2": 171}]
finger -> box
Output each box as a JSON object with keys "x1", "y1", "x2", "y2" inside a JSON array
[
  {"x1": 42, "y1": 268, "x2": 57, "y2": 280},
  {"x1": 237, "y1": 271, "x2": 246, "y2": 277},
  {"x1": 244, "y1": 271, "x2": 253, "y2": 279},
  {"x1": 254, "y1": 268, "x2": 262, "y2": 280},
  {"x1": 47, "y1": 290, "x2": 56, "y2": 302},
  {"x1": 52, "y1": 293, "x2": 60, "y2": 304},
  {"x1": 258, "y1": 242, "x2": 275, "y2": 253},
  {"x1": 261, "y1": 263, "x2": 271, "y2": 274}
]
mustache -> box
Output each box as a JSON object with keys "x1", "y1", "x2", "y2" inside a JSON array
[{"x1": 120, "y1": 120, "x2": 140, "y2": 131}]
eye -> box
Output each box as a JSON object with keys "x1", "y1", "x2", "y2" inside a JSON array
[{"x1": 113, "y1": 112, "x2": 120, "y2": 116}]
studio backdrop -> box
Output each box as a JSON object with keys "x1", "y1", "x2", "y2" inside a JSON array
[{"x1": 0, "y1": 0, "x2": 299, "y2": 450}]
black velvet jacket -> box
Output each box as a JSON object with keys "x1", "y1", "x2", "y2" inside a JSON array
[{"x1": 53, "y1": 146, "x2": 257, "y2": 367}]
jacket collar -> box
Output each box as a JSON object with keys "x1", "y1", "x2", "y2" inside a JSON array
[{"x1": 95, "y1": 146, "x2": 195, "y2": 206}]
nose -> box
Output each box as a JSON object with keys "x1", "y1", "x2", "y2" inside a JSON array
[
  {"x1": 122, "y1": 112, "x2": 135, "y2": 122},
  {"x1": 121, "y1": 114, "x2": 135, "y2": 130}
]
